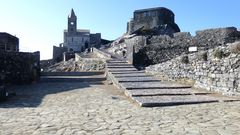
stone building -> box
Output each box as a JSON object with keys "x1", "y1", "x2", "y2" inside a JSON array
[
  {"x1": 53, "y1": 43, "x2": 68, "y2": 62},
  {"x1": 63, "y1": 9, "x2": 101, "y2": 52},
  {"x1": 127, "y1": 7, "x2": 180, "y2": 36},
  {"x1": 0, "y1": 32, "x2": 19, "y2": 52},
  {"x1": 53, "y1": 9, "x2": 102, "y2": 61}
]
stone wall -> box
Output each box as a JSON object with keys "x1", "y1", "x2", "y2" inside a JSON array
[
  {"x1": 127, "y1": 7, "x2": 180, "y2": 36},
  {"x1": 0, "y1": 32, "x2": 19, "y2": 52},
  {"x1": 146, "y1": 44, "x2": 240, "y2": 95},
  {"x1": 195, "y1": 27, "x2": 240, "y2": 48},
  {"x1": 53, "y1": 45, "x2": 68, "y2": 62},
  {"x1": 90, "y1": 33, "x2": 101, "y2": 48},
  {"x1": 0, "y1": 51, "x2": 40, "y2": 84},
  {"x1": 132, "y1": 27, "x2": 240, "y2": 67},
  {"x1": 93, "y1": 47, "x2": 111, "y2": 60}
]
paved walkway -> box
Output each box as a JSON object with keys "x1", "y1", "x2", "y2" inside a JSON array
[
  {"x1": 106, "y1": 59, "x2": 239, "y2": 107},
  {"x1": 1, "y1": 79, "x2": 240, "y2": 134}
]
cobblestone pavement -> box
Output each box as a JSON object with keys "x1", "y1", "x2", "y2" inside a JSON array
[{"x1": 1, "y1": 81, "x2": 240, "y2": 135}]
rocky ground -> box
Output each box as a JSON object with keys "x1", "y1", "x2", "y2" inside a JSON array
[
  {"x1": 41, "y1": 53, "x2": 106, "y2": 72},
  {"x1": 1, "y1": 79, "x2": 240, "y2": 135},
  {"x1": 42, "y1": 58, "x2": 105, "y2": 72}
]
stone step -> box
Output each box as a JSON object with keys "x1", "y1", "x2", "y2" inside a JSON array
[
  {"x1": 109, "y1": 69, "x2": 138, "y2": 72},
  {"x1": 113, "y1": 74, "x2": 151, "y2": 78},
  {"x1": 107, "y1": 61, "x2": 128, "y2": 64},
  {"x1": 116, "y1": 77, "x2": 160, "y2": 83},
  {"x1": 107, "y1": 66, "x2": 135, "y2": 68},
  {"x1": 106, "y1": 58, "x2": 239, "y2": 107},
  {"x1": 132, "y1": 95, "x2": 221, "y2": 107},
  {"x1": 41, "y1": 71, "x2": 105, "y2": 76},
  {"x1": 108, "y1": 67, "x2": 137, "y2": 70},
  {"x1": 125, "y1": 88, "x2": 211, "y2": 97},
  {"x1": 111, "y1": 71, "x2": 146, "y2": 74},
  {"x1": 40, "y1": 76, "x2": 106, "y2": 82},
  {"x1": 107, "y1": 64, "x2": 133, "y2": 66},
  {"x1": 120, "y1": 82, "x2": 191, "y2": 90}
]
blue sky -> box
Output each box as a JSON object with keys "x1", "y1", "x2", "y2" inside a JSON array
[{"x1": 0, "y1": 0, "x2": 239, "y2": 60}]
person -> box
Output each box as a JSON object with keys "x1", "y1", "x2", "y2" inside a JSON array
[{"x1": 122, "y1": 49, "x2": 126, "y2": 58}]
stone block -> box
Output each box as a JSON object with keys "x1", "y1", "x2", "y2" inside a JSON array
[
  {"x1": 210, "y1": 74, "x2": 216, "y2": 78},
  {"x1": 228, "y1": 81, "x2": 235, "y2": 88}
]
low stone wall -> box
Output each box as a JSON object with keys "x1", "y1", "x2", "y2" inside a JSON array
[
  {"x1": 146, "y1": 44, "x2": 240, "y2": 95},
  {"x1": 93, "y1": 47, "x2": 111, "y2": 60},
  {"x1": 0, "y1": 51, "x2": 40, "y2": 84}
]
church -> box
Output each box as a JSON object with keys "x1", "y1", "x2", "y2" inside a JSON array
[
  {"x1": 63, "y1": 9, "x2": 101, "y2": 52},
  {"x1": 53, "y1": 9, "x2": 102, "y2": 61},
  {"x1": 64, "y1": 9, "x2": 88, "y2": 52}
]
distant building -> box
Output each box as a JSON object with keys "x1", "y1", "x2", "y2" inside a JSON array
[
  {"x1": 0, "y1": 32, "x2": 19, "y2": 52},
  {"x1": 63, "y1": 9, "x2": 101, "y2": 52},
  {"x1": 127, "y1": 7, "x2": 180, "y2": 36},
  {"x1": 52, "y1": 9, "x2": 102, "y2": 61}
]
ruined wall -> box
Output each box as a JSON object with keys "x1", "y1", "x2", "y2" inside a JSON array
[
  {"x1": 90, "y1": 33, "x2": 101, "y2": 48},
  {"x1": 132, "y1": 27, "x2": 240, "y2": 67},
  {"x1": 195, "y1": 27, "x2": 240, "y2": 48},
  {"x1": 0, "y1": 51, "x2": 40, "y2": 84},
  {"x1": 0, "y1": 32, "x2": 19, "y2": 52},
  {"x1": 53, "y1": 45, "x2": 68, "y2": 62},
  {"x1": 146, "y1": 44, "x2": 240, "y2": 95},
  {"x1": 128, "y1": 7, "x2": 180, "y2": 35}
]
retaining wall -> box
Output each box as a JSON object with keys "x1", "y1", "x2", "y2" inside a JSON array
[{"x1": 0, "y1": 51, "x2": 40, "y2": 84}]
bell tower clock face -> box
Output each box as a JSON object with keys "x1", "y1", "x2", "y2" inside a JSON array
[{"x1": 71, "y1": 22, "x2": 74, "y2": 25}]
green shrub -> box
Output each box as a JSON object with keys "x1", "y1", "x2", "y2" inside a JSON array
[
  {"x1": 200, "y1": 52, "x2": 208, "y2": 61},
  {"x1": 213, "y1": 49, "x2": 224, "y2": 59}
]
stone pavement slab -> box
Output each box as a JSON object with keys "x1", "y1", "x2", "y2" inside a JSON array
[
  {"x1": 132, "y1": 95, "x2": 221, "y2": 107},
  {"x1": 111, "y1": 71, "x2": 146, "y2": 74},
  {"x1": 120, "y1": 82, "x2": 191, "y2": 90},
  {"x1": 117, "y1": 76, "x2": 160, "y2": 82},
  {"x1": 108, "y1": 69, "x2": 138, "y2": 72},
  {"x1": 125, "y1": 88, "x2": 210, "y2": 97},
  {"x1": 107, "y1": 66, "x2": 135, "y2": 68},
  {"x1": 1, "y1": 70, "x2": 240, "y2": 134},
  {"x1": 112, "y1": 73, "x2": 150, "y2": 77}
]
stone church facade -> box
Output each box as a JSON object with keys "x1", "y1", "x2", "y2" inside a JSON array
[
  {"x1": 63, "y1": 9, "x2": 91, "y2": 52},
  {"x1": 53, "y1": 9, "x2": 102, "y2": 61}
]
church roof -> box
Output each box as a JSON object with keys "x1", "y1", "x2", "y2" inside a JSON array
[
  {"x1": 69, "y1": 9, "x2": 76, "y2": 18},
  {"x1": 64, "y1": 29, "x2": 90, "y2": 33}
]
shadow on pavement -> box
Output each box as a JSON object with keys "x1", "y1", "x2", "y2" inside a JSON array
[{"x1": 0, "y1": 80, "x2": 104, "y2": 108}]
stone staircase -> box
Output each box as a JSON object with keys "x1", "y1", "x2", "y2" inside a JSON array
[
  {"x1": 40, "y1": 71, "x2": 106, "y2": 82},
  {"x1": 107, "y1": 59, "x2": 238, "y2": 107}
]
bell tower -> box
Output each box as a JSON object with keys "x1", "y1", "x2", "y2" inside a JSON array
[{"x1": 68, "y1": 9, "x2": 77, "y2": 35}]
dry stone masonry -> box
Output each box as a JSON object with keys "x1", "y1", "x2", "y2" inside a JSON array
[
  {"x1": 0, "y1": 51, "x2": 40, "y2": 84},
  {"x1": 133, "y1": 27, "x2": 240, "y2": 67},
  {"x1": 146, "y1": 43, "x2": 240, "y2": 96}
]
